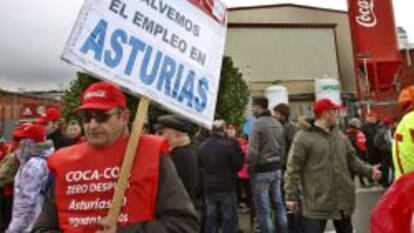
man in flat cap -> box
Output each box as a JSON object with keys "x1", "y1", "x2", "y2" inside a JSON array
[{"x1": 157, "y1": 115, "x2": 200, "y2": 207}]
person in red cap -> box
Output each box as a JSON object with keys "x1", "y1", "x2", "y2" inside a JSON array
[
  {"x1": 0, "y1": 123, "x2": 30, "y2": 231},
  {"x1": 33, "y1": 81, "x2": 198, "y2": 233},
  {"x1": 345, "y1": 118, "x2": 369, "y2": 187},
  {"x1": 5, "y1": 124, "x2": 54, "y2": 233},
  {"x1": 284, "y1": 98, "x2": 382, "y2": 233},
  {"x1": 43, "y1": 107, "x2": 76, "y2": 150}
]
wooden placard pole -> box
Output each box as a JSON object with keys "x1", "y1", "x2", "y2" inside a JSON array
[{"x1": 103, "y1": 96, "x2": 151, "y2": 228}]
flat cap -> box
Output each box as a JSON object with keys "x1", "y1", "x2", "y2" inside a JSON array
[{"x1": 157, "y1": 115, "x2": 191, "y2": 133}]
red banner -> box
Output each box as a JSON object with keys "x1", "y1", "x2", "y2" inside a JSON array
[{"x1": 348, "y1": 0, "x2": 402, "y2": 92}]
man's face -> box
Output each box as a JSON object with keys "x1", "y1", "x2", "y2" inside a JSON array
[
  {"x1": 274, "y1": 111, "x2": 285, "y2": 122},
  {"x1": 81, "y1": 108, "x2": 129, "y2": 148},
  {"x1": 366, "y1": 116, "x2": 378, "y2": 124},
  {"x1": 251, "y1": 105, "x2": 261, "y2": 115},
  {"x1": 159, "y1": 128, "x2": 180, "y2": 146},
  {"x1": 66, "y1": 124, "x2": 82, "y2": 139},
  {"x1": 46, "y1": 121, "x2": 58, "y2": 134},
  {"x1": 322, "y1": 110, "x2": 339, "y2": 127},
  {"x1": 226, "y1": 125, "x2": 237, "y2": 138}
]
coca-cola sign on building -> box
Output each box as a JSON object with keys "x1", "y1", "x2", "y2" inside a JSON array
[{"x1": 356, "y1": 0, "x2": 377, "y2": 27}]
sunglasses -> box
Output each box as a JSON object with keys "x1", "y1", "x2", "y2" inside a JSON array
[{"x1": 79, "y1": 109, "x2": 121, "y2": 124}]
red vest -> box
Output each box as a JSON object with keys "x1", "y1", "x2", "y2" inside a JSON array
[
  {"x1": 48, "y1": 135, "x2": 168, "y2": 232},
  {"x1": 371, "y1": 172, "x2": 414, "y2": 233}
]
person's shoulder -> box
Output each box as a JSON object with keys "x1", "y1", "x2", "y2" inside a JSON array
[
  {"x1": 254, "y1": 116, "x2": 267, "y2": 125},
  {"x1": 402, "y1": 111, "x2": 414, "y2": 122},
  {"x1": 293, "y1": 129, "x2": 309, "y2": 140},
  {"x1": 23, "y1": 156, "x2": 49, "y2": 175},
  {"x1": 48, "y1": 142, "x2": 88, "y2": 167},
  {"x1": 172, "y1": 144, "x2": 197, "y2": 158},
  {"x1": 139, "y1": 135, "x2": 169, "y2": 153},
  {"x1": 52, "y1": 141, "x2": 87, "y2": 156},
  {"x1": 294, "y1": 127, "x2": 322, "y2": 143}
]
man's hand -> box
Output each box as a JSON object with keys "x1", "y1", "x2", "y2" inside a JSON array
[
  {"x1": 372, "y1": 164, "x2": 382, "y2": 181},
  {"x1": 286, "y1": 201, "x2": 299, "y2": 214}
]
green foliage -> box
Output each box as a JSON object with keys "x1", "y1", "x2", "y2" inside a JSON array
[
  {"x1": 216, "y1": 56, "x2": 250, "y2": 125},
  {"x1": 62, "y1": 56, "x2": 249, "y2": 127},
  {"x1": 62, "y1": 72, "x2": 98, "y2": 121}
]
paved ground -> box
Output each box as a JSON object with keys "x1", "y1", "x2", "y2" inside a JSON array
[{"x1": 239, "y1": 185, "x2": 385, "y2": 233}]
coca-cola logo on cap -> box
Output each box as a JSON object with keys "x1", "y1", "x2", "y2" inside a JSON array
[
  {"x1": 84, "y1": 90, "x2": 106, "y2": 99},
  {"x1": 356, "y1": 0, "x2": 377, "y2": 28}
]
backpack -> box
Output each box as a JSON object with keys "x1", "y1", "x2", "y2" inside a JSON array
[{"x1": 374, "y1": 126, "x2": 391, "y2": 154}]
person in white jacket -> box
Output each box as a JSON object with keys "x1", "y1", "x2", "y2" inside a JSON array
[{"x1": 6, "y1": 124, "x2": 54, "y2": 233}]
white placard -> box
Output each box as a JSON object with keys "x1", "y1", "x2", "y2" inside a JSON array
[{"x1": 62, "y1": 0, "x2": 227, "y2": 128}]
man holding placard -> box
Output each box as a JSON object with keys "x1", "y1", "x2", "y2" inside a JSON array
[
  {"x1": 32, "y1": 81, "x2": 199, "y2": 232},
  {"x1": 33, "y1": 0, "x2": 227, "y2": 231}
]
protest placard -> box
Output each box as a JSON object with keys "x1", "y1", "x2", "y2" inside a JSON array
[
  {"x1": 62, "y1": 0, "x2": 227, "y2": 228},
  {"x1": 62, "y1": 0, "x2": 227, "y2": 128}
]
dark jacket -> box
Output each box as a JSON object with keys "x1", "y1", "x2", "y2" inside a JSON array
[
  {"x1": 32, "y1": 156, "x2": 199, "y2": 233},
  {"x1": 199, "y1": 134, "x2": 244, "y2": 195},
  {"x1": 362, "y1": 122, "x2": 381, "y2": 164},
  {"x1": 282, "y1": 120, "x2": 298, "y2": 169},
  {"x1": 47, "y1": 129, "x2": 76, "y2": 151},
  {"x1": 249, "y1": 110, "x2": 285, "y2": 173},
  {"x1": 170, "y1": 144, "x2": 200, "y2": 207},
  {"x1": 284, "y1": 125, "x2": 373, "y2": 219}
]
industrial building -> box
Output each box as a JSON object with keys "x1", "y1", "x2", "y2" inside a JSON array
[
  {"x1": 225, "y1": 4, "x2": 362, "y2": 118},
  {"x1": 0, "y1": 89, "x2": 61, "y2": 139}
]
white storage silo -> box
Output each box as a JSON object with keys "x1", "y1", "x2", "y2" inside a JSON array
[
  {"x1": 265, "y1": 85, "x2": 289, "y2": 110},
  {"x1": 315, "y1": 79, "x2": 342, "y2": 105}
]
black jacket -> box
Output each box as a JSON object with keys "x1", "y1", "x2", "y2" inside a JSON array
[
  {"x1": 47, "y1": 129, "x2": 76, "y2": 150},
  {"x1": 199, "y1": 135, "x2": 244, "y2": 195},
  {"x1": 170, "y1": 144, "x2": 200, "y2": 206},
  {"x1": 362, "y1": 122, "x2": 381, "y2": 164}
]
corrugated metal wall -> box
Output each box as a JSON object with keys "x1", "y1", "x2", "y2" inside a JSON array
[{"x1": 225, "y1": 27, "x2": 339, "y2": 83}]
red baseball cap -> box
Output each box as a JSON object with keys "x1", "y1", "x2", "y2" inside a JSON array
[
  {"x1": 21, "y1": 124, "x2": 46, "y2": 142},
  {"x1": 366, "y1": 112, "x2": 378, "y2": 118},
  {"x1": 382, "y1": 116, "x2": 394, "y2": 125},
  {"x1": 45, "y1": 107, "x2": 61, "y2": 121},
  {"x1": 313, "y1": 98, "x2": 344, "y2": 117},
  {"x1": 12, "y1": 124, "x2": 28, "y2": 139},
  {"x1": 35, "y1": 116, "x2": 48, "y2": 126},
  {"x1": 76, "y1": 81, "x2": 127, "y2": 112}
]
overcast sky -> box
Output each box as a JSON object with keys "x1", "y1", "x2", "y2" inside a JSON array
[{"x1": 0, "y1": 0, "x2": 412, "y2": 91}]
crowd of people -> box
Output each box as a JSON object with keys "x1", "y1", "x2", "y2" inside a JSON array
[{"x1": 0, "y1": 81, "x2": 413, "y2": 233}]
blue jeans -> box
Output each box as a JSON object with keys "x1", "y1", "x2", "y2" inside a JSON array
[
  {"x1": 204, "y1": 192, "x2": 239, "y2": 233},
  {"x1": 252, "y1": 170, "x2": 288, "y2": 233}
]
